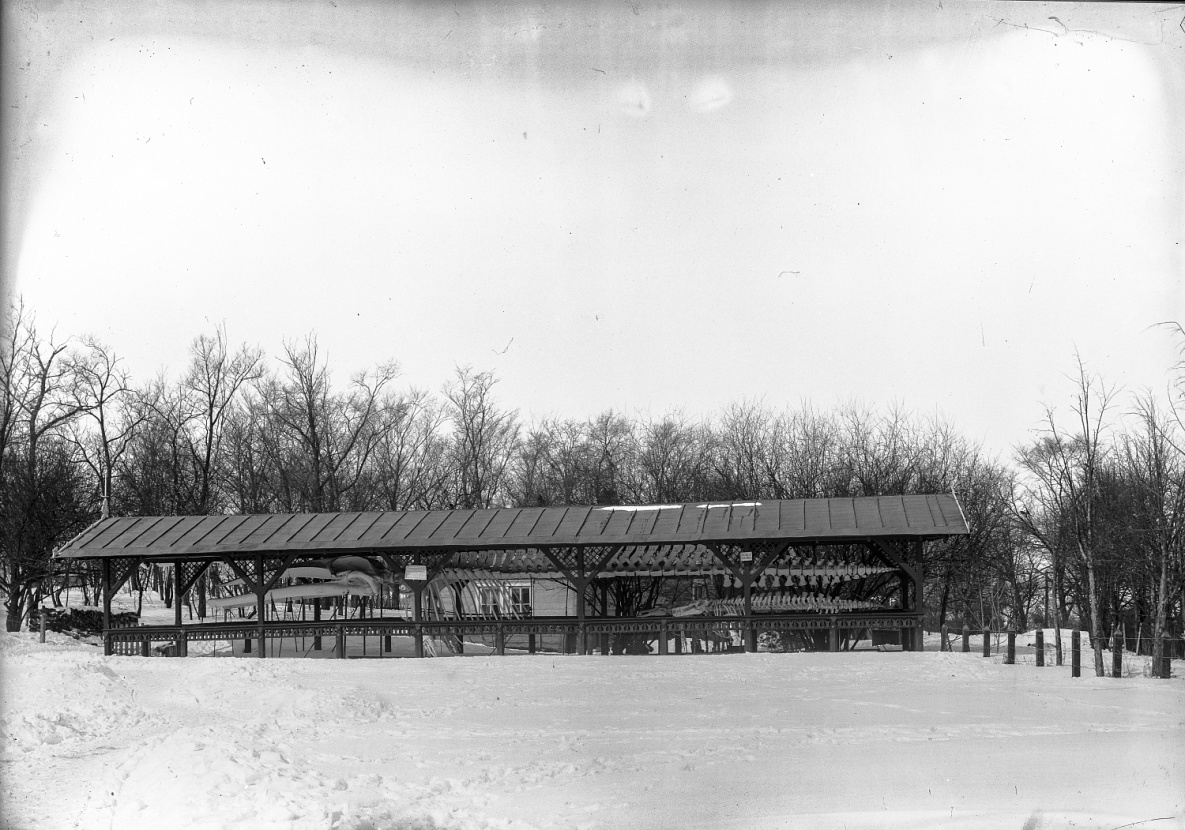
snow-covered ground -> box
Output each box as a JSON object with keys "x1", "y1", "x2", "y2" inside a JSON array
[{"x1": 2, "y1": 625, "x2": 1182, "y2": 830}]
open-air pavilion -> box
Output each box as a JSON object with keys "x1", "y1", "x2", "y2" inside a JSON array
[{"x1": 52, "y1": 494, "x2": 969, "y2": 658}]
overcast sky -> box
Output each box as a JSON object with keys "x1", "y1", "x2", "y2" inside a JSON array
[{"x1": 5, "y1": 0, "x2": 1183, "y2": 457}]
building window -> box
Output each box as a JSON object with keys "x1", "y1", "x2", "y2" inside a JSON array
[
  {"x1": 510, "y1": 585, "x2": 532, "y2": 617},
  {"x1": 479, "y1": 587, "x2": 500, "y2": 617}
]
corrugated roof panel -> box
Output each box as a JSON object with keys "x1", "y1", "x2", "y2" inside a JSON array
[
  {"x1": 532, "y1": 507, "x2": 569, "y2": 538},
  {"x1": 316, "y1": 513, "x2": 363, "y2": 543},
  {"x1": 699, "y1": 505, "x2": 730, "y2": 536},
  {"x1": 375, "y1": 511, "x2": 424, "y2": 541},
  {"x1": 214, "y1": 514, "x2": 271, "y2": 548},
  {"x1": 133, "y1": 515, "x2": 188, "y2": 549},
  {"x1": 406, "y1": 511, "x2": 451, "y2": 541},
  {"x1": 804, "y1": 500, "x2": 830, "y2": 533},
  {"x1": 103, "y1": 517, "x2": 166, "y2": 550},
  {"x1": 595, "y1": 508, "x2": 633, "y2": 539},
  {"x1": 429, "y1": 509, "x2": 474, "y2": 540},
  {"x1": 457, "y1": 509, "x2": 499, "y2": 540},
  {"x1": 649, "y1": 506, "x2": 684, "y2": 537},
  {"x1": 170, "y1": 516, "x2": 231, "y2": 548},
  {"x1": 676, "y1": 505, "x2": 704, "y2": 535},
  {"x1": 901, "y1": 495, "x2": 931, "y2": 529},
  {"x1": 79, "y1": 518, "x2": 137, "y2": 550},
  {"x1": 479, "y1": 508, "x2": 521, "y2": 540},
  {"x1": 285, "y1": 514, "x2": 336, "y2": 545},
  {"x1": 238, "y1": 514, "x2": 294, "y2": 547},
  {"x1": 335, "y1": 512, "x2": 385, "y2": 543},
  {"x1": 53, "y1": 495, "x2": 969, "y2": 560},
  {"x1": 877, "y1": 497, "x2": 907, "y2": 531},
  {"x1": 505, "y1": 508, "x2": 544, "y2": 538},
  {"x1": 781, "y1": 500, "x2": 805, "y2": 532},
  {"x1": 828, "y1": 499, "x2": 857, "y2": 530},
  {"x1": 853, "y1": 498, "x2": 882, "y2": 529}
]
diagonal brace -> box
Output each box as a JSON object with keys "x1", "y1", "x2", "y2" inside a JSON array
[{"x1": 869, "y1": 539, "x2": 920, "y2": 586}]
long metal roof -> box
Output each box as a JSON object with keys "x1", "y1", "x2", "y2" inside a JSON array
[{"x1": 53, "y1": 495, "x2": 967, "y2": 561}]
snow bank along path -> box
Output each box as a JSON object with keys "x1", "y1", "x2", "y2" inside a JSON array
[{"x1": 1, "y1": 632, "x2": 1182, "y2": 830}]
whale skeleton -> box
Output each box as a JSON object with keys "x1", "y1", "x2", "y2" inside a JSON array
[{"x1": 208, "y1": 570, "x2": 385, "y2": 610}]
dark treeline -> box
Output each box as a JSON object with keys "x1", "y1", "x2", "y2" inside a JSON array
[{"x1": 2, "y1": 299, "x2": 1183, "y2": 675}]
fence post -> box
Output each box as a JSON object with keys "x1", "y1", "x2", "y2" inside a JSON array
[
  {"x1": 828, "y1": 618, "x2": 839, "y2": 653},
  {"x1": 495, "y1": 623, "x2": 505, "y2": 656},
  {"x1": 528, "y1": 633, "x2": 536, "y2": 654},
  {"x1": 659, "y1": 621, "x2": 669, "y2": 655},
  {"x1": 982, "y1": 628, "x2": 991, "y2": 658},
  {"x1": 1006, "y1": 631, "x2": 1015, "y2": 665},
  {"x1": 1035, "y1": 629, "x2": 1045, "y2": 667},
  {"x1": 962, "y1": 624, "x2": 970, "y2": 653},
  {"x1": 39, "y1": 611, "x2": 46, "y2": 643},
  {"x1": 1111, "y1": 629, "x2": 1122, "y2": 678},
  {"x1": 337, "y1": 624, "x2": 347, "y2": 659},
  {"x1": 941, "y1": 624, "x2": 949, "y2": 652},
  {"x1": 1071, "y1": 630, "x2": 1081, "y2": 678},
  {"x1": 178, "y1": 630, "x2": 188, "y2": 658},
  {"x1": 141, "y1": 638, "x2": 150, "y2": 657}
]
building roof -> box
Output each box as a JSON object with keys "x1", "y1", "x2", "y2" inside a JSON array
[{"x1": 53, "y1": 495, "x2": 968, "y2": 561}]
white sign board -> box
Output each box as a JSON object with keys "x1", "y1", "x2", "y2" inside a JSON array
[
  {"x1": 739, "y1": 550, "x2": 754, "y2": 563},
  {"x1": 404, "y1": 564, "x2": 428, "y2": 581}
]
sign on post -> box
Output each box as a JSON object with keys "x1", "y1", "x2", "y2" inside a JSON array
[
  {"x1": 739, "y1": 550, "x2": 753, "y2": 563},
  {"x1": 405, "y1": 564, "x2": 428, "y2": 581}
]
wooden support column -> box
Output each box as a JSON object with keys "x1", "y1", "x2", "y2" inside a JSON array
[
  {"x1": 313, "y1": 600, "x2": 322, "y2": 650},
  {"x1": 742, "y1": 559, "x2": 756, "y2": 653},
  {"x1": 255, "y1": 554, "x2": 266, "y2": 658},
  {"x1": 576, "y1": 548, "x2": 588, "y2": 655},
  {"x1": 495, "y1": 622, "x2": 505, "y2": 656},
  {"x1": 1071, "y1": 630, "x2": 1081, "y2": 677},
  {"x1": 102, "y1": 559, "x2": 113, "y2": 656},
  {"x1": 828, "y1": 618, "x2": 839, "y2": 652},
  {"x1": 413, "y1": 586, "x2": 424, "y2": 658},
  {"x1": 528, "y1": 633, "x2": 536, "y2": 654},
  {"x1": 659, "y1": 621, "x2": 668, "y2": 655},
  {"x1": 1035, "y1": 629, "x2": 1045, "y2": 667}
]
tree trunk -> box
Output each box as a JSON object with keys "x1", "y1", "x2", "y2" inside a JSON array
[
  {"x1": 1151, "y1": 541, "x2": 1170, "y2": 677},
  {"x1": 5, "y1": 584, "x2": 27, "y2": 632},
  {"x1": 1085, "y1": 554, "x2": 1104, "y2": 677}
]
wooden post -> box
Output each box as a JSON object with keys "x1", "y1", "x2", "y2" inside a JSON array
[
  {"x1": 1005, "y1": 631, "x2": 1015, "y2": 665},
  {"x1": 141, "y1": 638, "x2": 150, "y2": 657},
  {"x1": 39, "y1": 611, "x2": 46, "y2": 643},
  {"x1": 255, "y1": 554, "x2": 266, "y2": 659},
  {"x1": 528, "y1": 633, "x2": 536, "y2": 654},
  {"x1": 337, "y1": 624, "x2": 346, "y2": 659},
  {"x1": 659, "y1": 621, "x2": 668, "y2": 655},
  {"x1": 1071, "y1": 629, "x2": 1081, "y2": 677},
  {"x1": 828, "y1": 619, "x2": 839, "y2": 653},
  {"x1": 174, "y1": 563, "x2": 183, "y2": 629},
  {"x1": 1111, "y1": 629, "x2": 1122, "y2": 678},
  {"x1": 384, "y1": 633, "x2": 392, "y2": 653},
  {"x1": 456, "y1": 631, "x2": 464, "y2": 655},
  {"x1": 178, "y1": 629, "x2": 188, "y2": 658},
  {"x1": 495, "y1": 623, "x2": 505, "y2": 656},
  {"x1": 244, "y1": 636, "x2": 252, "y2": 653},
  {"x1": 413, "y1": 584, "x2": 424, "y2": 659},
  {"x1": 982, "y1": 629, "x2": 990, "y2": 657},
  {"x1": 313, "y1": 600, "x2": 322, "y2": 650},
  {"x1": 961, "y1": 624, "x2": 970, "y2": 653},
  {"x1": 102, "y1": 559, "x2": 113, "y2": 657},
  {"x1": 1035, "y1": 629, "x2": 1045, "y2": 667},
  {"x1": 940, "y1": 624, "x2": 948, "y2": 652},
  {"x1": 674, "y1": 631, "x2": 683, "y2": 654}
]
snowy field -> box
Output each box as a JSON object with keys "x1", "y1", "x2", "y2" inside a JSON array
[{"x1": 1, "y1": 630, "x2": 1182, "y2": 830}]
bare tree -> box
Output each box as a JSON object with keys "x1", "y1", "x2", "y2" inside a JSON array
[{"x1": 444, "y1": 367, "x2": 519, "y2": 509}]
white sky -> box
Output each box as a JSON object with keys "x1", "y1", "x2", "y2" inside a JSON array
[{"x1": 5, "y1": 1, "x2": 1184, "y2": 457}]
